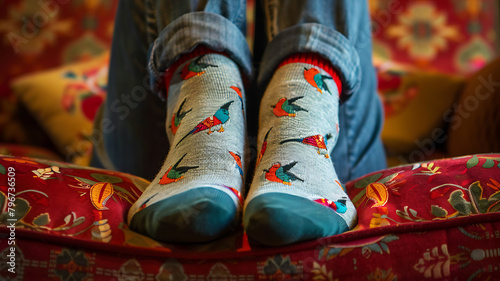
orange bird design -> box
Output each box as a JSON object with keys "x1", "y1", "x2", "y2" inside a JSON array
[
  {"x1": 229, "y1": 151, "x2": 244, "y2": 179},
  {"x1": 180, "y1": 55, "x2": 218, "y2": 80},
  {"x1": 304, "y1": 67, "x2": 333, "y2": 95},
  {"x1": 170, "y1": 98, "x2": 192, "y2": 135},
  {"x1": 257, "y1": 127, "x2": 272, "y2": 166},
  {"x1": 264, "y1": 161, "x2": 304, "y2": 186},
  {"x1": 230, "y1": 86, "x2": 244, "y2": 113},
  {"x1": 272, "y1": 96, "x2": 308, "y2": 117},
  {"x1": 280, "y1": 134, "x2": 332, "y2": 158},
  {"x1": 159, "y1": 154, "x2": 198, "y2": 185}
]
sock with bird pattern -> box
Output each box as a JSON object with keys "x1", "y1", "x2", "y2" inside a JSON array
[
  {"x1": 128, "y1": 48, "x2": 247, "y2": 243},
  {"x1": 243, "y1": 53, "x2": 357, "y2": 246}
]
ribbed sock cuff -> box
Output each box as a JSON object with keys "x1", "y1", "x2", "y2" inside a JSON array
[
  {"x1": 163, "y1": 45, "x2": 226, "y2": 100},
  {"x1": 278, "y1": 53, "x2": 342, "y2": 98}
]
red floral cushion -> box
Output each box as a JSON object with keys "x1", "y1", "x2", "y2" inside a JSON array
[
  {"x1": 0, "y1": 155, "x2": 155, "y2": 247},
  {"x1": 1, "y1": 155, "x2": 500, "y2": 280},
  {"x1": 348, "y1": 154, "x2": 500, "y2": 231}
]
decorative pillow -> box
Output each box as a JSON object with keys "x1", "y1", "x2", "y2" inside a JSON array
[
  {"x1": 378, "y1": 70, "x2": 464, "y2": 157},
  {"x1": 0, "y1": 155, "x2": 160, "y2": 248},
  {"x1": 347, "y1": 153, "x2": 500, "y2": 231},
  {"x1": 10, "y1": 53, "x2": 109, "y2": 162},
  {"x1": 447, "y1": 57, "x2": 500, "y2": 157}
]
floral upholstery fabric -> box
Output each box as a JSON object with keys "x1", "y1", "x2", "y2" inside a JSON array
[{"x1": 1, "y1": 154, "x2": 500, "y2": 280}]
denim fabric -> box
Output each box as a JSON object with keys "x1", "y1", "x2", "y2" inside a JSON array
[
  {"x1": 148, "y1": 12, "x2": 253, "y2": 99},
  {"x1": 92, "y1": 0, "x2": 386, "y2": 182},
  {"x1": 257, "y1": 0, "x2": 386, "y2": 181},
  {"x1": 90, "y1": 0, "x2": 169, "y2": 179}
]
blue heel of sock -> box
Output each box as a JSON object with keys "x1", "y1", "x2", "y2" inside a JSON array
[
  {"x1": 243, "y1": 193, "x2": 349, "y2": 246},
  {"x1": 130, "y1": 187, "x2": 238, "y2": 243}
]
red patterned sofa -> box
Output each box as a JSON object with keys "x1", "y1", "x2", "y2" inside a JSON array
[{"x1": 1, "y1": 154, "x2": 500, "y2": 280}]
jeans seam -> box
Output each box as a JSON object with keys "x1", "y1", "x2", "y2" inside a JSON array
[
  {"x1": 145, "y1": 0, "x2": 158, "y2": 45},
  {"x1": 264, "y1": 0, "x2": 279, "y2": 41}
]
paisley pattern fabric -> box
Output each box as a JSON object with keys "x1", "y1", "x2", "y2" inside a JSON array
[{"x1": 1, "y1": 154, "x2": 500, "y2": 279}]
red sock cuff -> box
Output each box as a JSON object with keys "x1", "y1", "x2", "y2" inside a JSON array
[
  {"x1": 278, "y1": 53, "x2": 343, "y2": 97},
  {"x1": 163, "y1": 45, "x2": 227, "y2": 99}
]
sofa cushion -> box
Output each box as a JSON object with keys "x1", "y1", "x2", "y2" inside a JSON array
[
  {"x1": 0, "y1": 155, "x2": 155, "y2": 248},
  {"x1": 10, "y1": 53, "x2": 109, "y2": 163},
  {"x1": 347, "y1": 154, "x2": 500, "y2": 231}
]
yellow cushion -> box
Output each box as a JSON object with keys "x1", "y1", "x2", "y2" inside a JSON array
[
  {"x1": 447, "y1": 57, "x2": 500, "y2": 156},
  {"x1": 10, "y1": 53, "x2": 109, "y2": 161},
  {"x1": 380, "y1": 71, "x2": 464, "y2": 155}
]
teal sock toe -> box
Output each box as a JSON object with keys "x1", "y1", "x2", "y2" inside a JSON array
[
  {"x1": 130, "y1": 187, "x2": 238, "y2": 243},
  {"x1": 244, "y1": 193, "x2": 348, "y2": 246}
]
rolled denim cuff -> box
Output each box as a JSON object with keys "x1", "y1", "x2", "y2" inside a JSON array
[
  {"x1": 148, "y1": 12, "x2": 253, "y2": 100},
  {"x1": 257, "y1": 23, "x2": 361, "y2": 101}
]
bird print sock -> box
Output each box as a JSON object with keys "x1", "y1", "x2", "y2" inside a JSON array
[
  {"x1": 243, "y1": 53, "x2": 357, "y2": 246},
  {"x1": 128, "y1": 48, "x2": 247, "y2": 243}
]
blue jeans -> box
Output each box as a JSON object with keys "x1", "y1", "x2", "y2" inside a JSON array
[{"x1": 92, "y1": 0, "x2": 387, "y2": 183}]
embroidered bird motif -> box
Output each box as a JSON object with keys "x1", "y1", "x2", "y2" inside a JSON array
[
  {"x1": 170, "y1": 98, "x2": 192, "y2": 135},
  {"x1": 264, "y1": 161, "x2": 304, "y2": 186},
  {"x1": 180, "y1": 55, "x2": 218, "y2": 80},
  {"x1": 175, "y1": 101, "x2": 234, "y2": 147},
  {"x1": 229, "y1": 151, "x2": 244, "y2": 179},
  {"x1": 314, "y1": 198, "x2": 347, "y2": 213},
  {"x1": 280, "y1": 134, "x2": 332, "y2": 158},
  {"x1": 257, "y1": 127, "x2": 272, "y2": 166},
  {"x1": 272, "y1": 96, "x2": 308, "y2": 117},
  {"x1": 159, "y1": 154, "x2": 198, "y2": 185},
  {"x1": 230, "y1": 86, "x2": 244, "y2": 113},
  {"x1": 304, "y1": 67, "x2": 333, "y2": 95}
]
